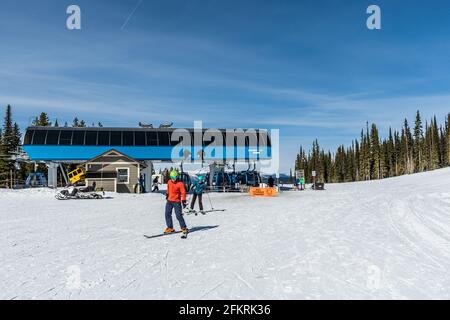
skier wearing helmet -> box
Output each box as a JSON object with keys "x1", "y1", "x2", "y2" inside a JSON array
[
  {"x1": 188, "y1": 174, "x2": 207, "y2": 215},
  {"x1": 164, "y1": 170, "x2": 188, "y2": 235}
]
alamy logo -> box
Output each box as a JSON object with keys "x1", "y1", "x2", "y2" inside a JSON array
[
  {"x1": 367, "y1": 5, "x2": 381, "y2": 30},
  {"x1": 66, "y1": 5, "x2": 81, "y2": 30},
  {"x1": 169, "y1": 121, "x2": 279, "y2": 175}
]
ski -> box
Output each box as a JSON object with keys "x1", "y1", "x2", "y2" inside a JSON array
[
  {"x1": 144, "y1": 231, "x2": 182, "y2": 239},
  {"x1": 203, "y1": 209, "x2": 226, "y2": 213},
  {"x1": 186, "y1": 209, "x2": 225, "y2": 215}
]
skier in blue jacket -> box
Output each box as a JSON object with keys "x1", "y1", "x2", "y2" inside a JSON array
[{"x1": 189, "y1": 175, "x2": 207, "y2": 215}]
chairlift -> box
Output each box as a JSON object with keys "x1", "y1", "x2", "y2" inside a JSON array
[
  {"x1": 25, "y1": 173, "x2": 47, "y2": 187},
  {"x1": 139, "y1": 122, "x2": 154, "y2": 128},
  {"x1": 159, "y1": 122, "x2": 174, "y2": 128},
  {"x1": 67, "y1": 167, "x2": 86, "y2": 184}
]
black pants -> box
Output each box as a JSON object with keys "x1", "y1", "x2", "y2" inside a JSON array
[
  {"x1": 152, "y1": 185, "x2": 159, "y2": 192},
  {"x1": 190, "y1": 193, "x2": 203, "y2": 211},
  {"x1": 165, "y1": 201, "x2": 186, "y2": 229}
]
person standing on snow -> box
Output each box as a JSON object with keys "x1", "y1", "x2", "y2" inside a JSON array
[
  {"x1": 189, "y1": 175, "x2": 207, "y2": 215},
  {"x1": 299, "y1": 177, "x2": 305, "y2": 190},
  {"x1": 152, "y1": 176, "x2": 160, "y2": 192},
  {"x1": 164, "y1": 170, "x2": 188, "y2": 235},
  {"x1": 268, "y1": 176, "x2": 275, "y2": 188}
]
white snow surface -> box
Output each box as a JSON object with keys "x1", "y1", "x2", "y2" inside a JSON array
[{"x1": 1, "y1": 168, "x2": 450, "y2": 300}]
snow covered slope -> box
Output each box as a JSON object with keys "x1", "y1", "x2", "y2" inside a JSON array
[{"x1": 1, "y1": 168, "x2": 450, "y2": 299}]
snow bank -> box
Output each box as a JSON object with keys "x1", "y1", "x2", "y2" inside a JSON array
[{"x1": 1, "y1": 168, "x2": 450, "y2": 299}]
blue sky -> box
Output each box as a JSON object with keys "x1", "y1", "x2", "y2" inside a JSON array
[{"x1": 1, "y1": 0, "x2": 449, "y2": 173}]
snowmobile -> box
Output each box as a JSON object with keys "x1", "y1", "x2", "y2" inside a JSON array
[{"x1": 55, "y1": 183, "x2": 104, "y2": 200}]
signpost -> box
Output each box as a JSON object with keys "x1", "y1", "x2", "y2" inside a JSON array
[
  {"x1": 295, "y1": 170, "x2": 305, "y2": 179},
  {"x1": 312, "y1": 170, "x2": 316, "y2": 189}
]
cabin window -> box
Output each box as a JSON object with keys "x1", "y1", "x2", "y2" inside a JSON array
[
  {"x1": 72, "y1": 131, "x2": 85, "y2": 145},
  {"x1": 46, "y1": 130, "x2": 60, "y2": 145},
  {"x1": 135, "y1": 131, "x2": 146, "y2": 146},
  {"x1": 32, "y1": 130, "x2": 47, "y2": 145},
  {"x1": 117, "y1": 168, "x2": 129, "y2": 184},
  {"x1": 123, "y1": 131, "x2": 134, "y2": 146},
  {"x1": 146, "y1": 132, "x2": 158, "y2": 146},
  {"x1": 158, "y1": 132, "x2": 170, "y2": 146},
  {"x1": 111, "y1": 131, "x2": 122, "y2": 146},
  {"x1": 59, "y1": 131, "x2": 73, "y2": 145},
  {"x1": 24, "y1": 130, "x2": 34, "y2": 145},
  {"x1": 85, "y1": 131, "x2": 98, "y2": 146},
  {"x1": 98, "y1": 131, "x2": 110, "y2": 146}
]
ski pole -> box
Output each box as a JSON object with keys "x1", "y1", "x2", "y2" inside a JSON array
[{"x1": 205, "y1": 191, "x2": 214, "y2": 210}]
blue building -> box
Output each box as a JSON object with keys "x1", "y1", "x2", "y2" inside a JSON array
[{"x1": 22, "y1": 126, "x2": 272, "y2": 189}]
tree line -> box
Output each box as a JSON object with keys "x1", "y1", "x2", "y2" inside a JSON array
[
  {"x1": 31, "y1": 112, "x2": 103, "y2": 128},
  {"x1": 295, "y1": 111, "x2": 450, "y2": 184}
]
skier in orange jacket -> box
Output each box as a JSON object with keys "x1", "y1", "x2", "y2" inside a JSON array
[{"x1": 164, "y1": 170, "x2": 188, "y2": 235}]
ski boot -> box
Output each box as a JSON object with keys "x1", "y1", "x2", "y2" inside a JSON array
[
  {"x1": 181, "y1": 228, "x2": 189, "y2": 239},
  {"x1": 186, "y1": 208, "x2": 196, "y2": 215},
  {"x1": 164, "y1": 227, "x2": 175, "y2": 234},
  {"x1": 200, "y1": 210, "x2": 206, "y2": 215}
]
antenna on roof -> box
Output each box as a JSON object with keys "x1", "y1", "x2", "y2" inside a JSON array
[
  {"x1": 159, "y1": 122, "x2": 173, "y2": 128},
  {"x1": 139, "y1": 122, "x2": 154, "y2": 128}
]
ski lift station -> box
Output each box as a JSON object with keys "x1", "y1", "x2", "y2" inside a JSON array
[{"x1": 22, "y1": 126, "x2": 273, "y2": 192}]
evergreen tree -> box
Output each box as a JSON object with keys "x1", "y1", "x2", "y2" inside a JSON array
[
  {"x1": 71, "y1": 117, "x2": 88, "y2": 128},
  {"x1": 394, "y1": 130, "x2": 401, "y2": 175},
  {"x1": 358, "y1": 130, "x2": 366, "y2": 180},
  {"x1": 430, "y1": 117, "x2": 441, "y2": 169},
  {"x1": 1, "y1": 105, "x2": 17, "y2": 162},
  {"x1": 423, "y1": 121, "x2": 431, "y2": 170},
  {"x1": 327, "y1": 150, "x2": 334, "y2": 182},
  {"x1": 12, "y1": 123, "x2": 21, "y2": 148},
  {"x1": 354, "y1": 139, "x2": 360, "y2": 181},
  {"x1": 0, "y1": 126, "x2": 4, "y2": 175},
  {"x1": 446, "y1": 113, "x2": 450, "y2": 166},
  {"x1": 413, "y1": 110, "x2": 423, "y2": 172},
  {"x1": 32, "y1": 112, "x2": 51, "y2": 126},
  {"x1": 3, "y1": 105, "x2": 13, "y2": 144},
  {"x1": 403, "y1": 119, "x2": 413, "y2": 174},
  {"x1": 439, "y1": 126, "x2": 446, "y2": 167},
  {"x1": 0, "y1": 106, "x2": 22, "y2": 177},
  {"x1": 387, "y1": 128, "x2": 395, "y2": 176},
  {"x1": 360, "y1": 125, "x2": 371, "y2": 180},
  {"x1": 370, "y1": 123, "x2": 381, "y2": 179},
  {"x1": 381, "y1": 140, "x2": 389, "y2": 178}
]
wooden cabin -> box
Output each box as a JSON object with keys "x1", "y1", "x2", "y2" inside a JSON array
[{"x1": 84, "y1": 149, "x2": 146, "y2": 193}]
